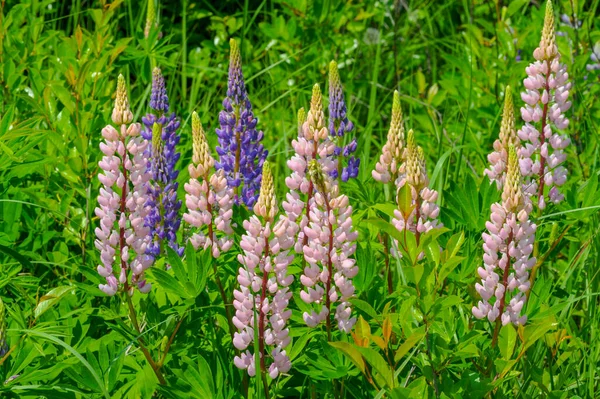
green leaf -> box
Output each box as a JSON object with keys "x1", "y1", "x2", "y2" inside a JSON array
[
  {"x1": 328, "y1": 341, "x2": 366, "y2": 374},
  {"x1": 147, "y1": 268, "x2": 189, "y2": 299},
  {"x1": 34, "y1": 285, "x2": 73, "y2": 319},
  {"x1": 394, "y1": 326, "x2": 426, "y2": 362},
  {"x1": 498, "y1": 324, "x2": 517, "y2": 360},
  {"x1": 356, "y1": 346, "x2": 394, "y2": 388}
]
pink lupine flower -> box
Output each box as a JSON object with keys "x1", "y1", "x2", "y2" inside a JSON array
[
  {"x1": 518, "y1": 0, "x2": 571, "y2": 210},
  {"x1": 282, "y1": 84, "x2": 336, "y2": 254},
  {"x1": 299, "y1": 160, "x2": 358, "y2": 335},
  {"x1": 485, "y1": 86, "x2": 519, "y2": 190},
  {"x1": 391, "y1": 130, "x2": 442, "y2": 244},
  {"x1": 183, "y1": 112, "x2": 234, "y2": 258},
  {"x1": 96, "y1": 75, "x2": 152, "y2": 295},
  {"x1": 233, "y1": 162, "x2": 297, "y2": 379},
  {"x1": 473, "y1": 146, "x2": 537, "y2": 326},
  {"x1": 373, "y1": 90, "x2": 405, "y2": 184}
]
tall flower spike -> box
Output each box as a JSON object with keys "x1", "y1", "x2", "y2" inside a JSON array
[
  {"x1": 282, "y1": 84, "x2": 336, "y2": 256},
  {"x1": 215, "y1": 38, "x2": 268, "y2": 207},
  {"x1": 391, "y1": 130, "x2": 441, "y2": 243},
  {"x1": 183, "y1": 112, "x2": 234, "y2": 258},
  {"x1": 518, "y1": 0, "x2": 571, "y2": 210},
  {"x1": 144, "y1": 0, "x2": 155, "y2": 38},
  {"x1": 328, "y1": 60, "x2": 359, "y2": 182},
  {"x1": 485, "y1": 87, "x2": 519, "y2": 189},
  {"x1": 299, "y1": 160, "x2": 358, "y2": 334},
  {"x1": 473, "y1": 145, "x2": 536, "y2": 326},
  {"x1": 96, "y1": 74, "x2": 152, "y2": 295},
  {"x1": 373, "y1": 90, "x2": 405, "y2": 184},
  {"x1": 142, "y1": 67, "x2": 182, "y2": 259},
  {"x1": 233, "y1": 161, "x2": 298, "y2": 378}
]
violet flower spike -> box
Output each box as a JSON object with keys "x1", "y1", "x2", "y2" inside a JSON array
[
  {"x1": 215, "y1": 38, "x2": 268, "y2": 207},
  {"x1": 183, "y1": 112, "x2": 234, "y2": 258},
  {"x1": 233, "y1": 161, "x2": 297, "y2": 378},
  {"x1": 142, "y1": 67, "x2": 183, "y2": 258},
  {"x1": 300, "y1": 160, "x2": 358, "y2": 335},
  {"x1": 518, "y1": 0, "x2": 571, "y2": 210},
  {"x1": 96, "y1": 74, "x2": 152, "y2": 295},
  {"x1": 328, "y1": 60, "x2": 359, "y2": 182},
  {"x1": 485, "y1": 86, "x2": 519, "y2": 190},
  {"x1": 373, "y1": 90, "x2": 405, "y2": 184},
  {"x1": 473, "y1": 145, "x2": 537, "y2": 326}
]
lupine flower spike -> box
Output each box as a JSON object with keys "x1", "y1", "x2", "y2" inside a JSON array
[
  {"x1": 142, "y1": 67, "x2": 183, "y2": 258},
  {"x1": 144, "y1": 0, "x2": 155, "y2": 38},
  {"x1": 518, "y1": 0, "x2": 571, "y2": 210},
  {"x1": 216, "y1": 39, "x2": 268, "y2": 207},
  {"x1": 184, "y1": 112, "x2": 234, "y2": 258},
  {"x1": 0, "y1": 298, "x2": 7, "y2": 357},
  {"x1": 328, "y1": 60, "x2": 359, "y2": 182},
  {"x1": 473, "y1": 145, "x2": 537, "y2": 326},
  {"x1": 283, "y1": 85, "x2": 336, "y2": 254},
  {"x1": 391, "y1": 130, "x2": 442, "y2": 244},
  {"x1": 300, "y1": 160, "x2": 358, "y2": 335},
  {"x1": 485, "y1": 86, "x2": 519, "y2": 189},
  {"x1": 373, "y1": 90, "x2": 405, "y2": 184},
  {"x1": 96, "y1": 75, "x2": 153, "y2": 295},
  {"x1": 233, "y1": 161, "x2": 297, "y2": 378}
]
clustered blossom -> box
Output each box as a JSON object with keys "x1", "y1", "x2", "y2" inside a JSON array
[
  {"x1": 328, "y1": 60, "x2": 359, "y2": 182},
  {"x1": 372, "y1": 90, "x2": 405, "y2": 184},
  {"x1": 299, "y1": 160, "x2": 358, "y2": 333},
  {"x1": 96, "y1": 75, "x2": 153, "y2": 295},
  {"x1": 473, "y1": 146, "x2": 537, "y2": 326},
  {"x1": 183, "y1": 112, "x2": 234, "y2": 258},
  {"x1": 216, "y1": 39, "x2": 267, "y2": 207},
  {"x1": 283, "y1": 85, "x2": 336, "y2": 254},
  {"x1": 233, "y1": 162, "x2": 297, "y2": 378},
  {"x1": 142, "y1": 67, "x2": 183, "y2": 258},
  {"x1": 518, "y1": 0, "x2": 571, "y2": 210},
  {"x1": 485, "y1": 86, "x2": 519, "y2": 190},
  {"x1": 391, "y1": 130, "x2": 442, "y2": 241}
]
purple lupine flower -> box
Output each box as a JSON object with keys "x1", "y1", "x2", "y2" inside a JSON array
[
  {"x1": 300, "y1": 160, "x2": 358, "y2": 334},
  {"x1": 215, "y1": 39, "x2": 268, "y2": 207},
  {"x1": 391, "y1": 130, "x2": 442, "y2": 247},
  {"x1": 473, "y1": 146, "x2": 536, "y2": 326},
  {"x1": 183, "y1": 112, "x2": 234, "y2": 257},
  {"x1": 328, "y1": 60, "x2": 359, "y2": 182},
  {"x1": 485, "y1": 86, "x2": 519, "y2": 190},
  {"x1": 96, "y1": 75, "x2": 152, "y2": 295},
  {"x1": 282, "y1": 85, "x2": 336, "y2": 255},
  {"x1": 518, "y1": 0, "x2": 571, "y2": 210},
  {"x1": 141, "y1": 67, "x2": 182, "y2": 257},
  {"x1": 233, "y1": 162, "x2": 297, "y2": 378},
  {"x1": 372, "y1": 90, "x2": 405, "y2": 184}
]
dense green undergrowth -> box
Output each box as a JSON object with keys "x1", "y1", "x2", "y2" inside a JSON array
[{"x1": 1, "y1": 0, "x2": 599, "y2": 398}]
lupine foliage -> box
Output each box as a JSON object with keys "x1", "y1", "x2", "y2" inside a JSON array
[{"x1": 1, "y1": 0, "x2": 600, "y2": 398}]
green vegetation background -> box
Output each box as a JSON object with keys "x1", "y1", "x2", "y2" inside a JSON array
[{"x1": 0, "y1": 0, "x2": 599, "y2": 398}]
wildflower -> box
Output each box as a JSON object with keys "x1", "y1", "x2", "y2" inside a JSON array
[
  {"x1": 391, "y1": 130, "x2": 442, "y2": 242},
  {"x1": 485, "y1": 86, "x2": 519, "y2": 189},
  {"x1": 144, "y1": 0, "x2": 155, "y2": 38},
  {"x1": 233, "y1": 162, "x2": 297, "y2": 378},
  {"x1": 283, "y1": 85, "x2": 336, "y2": 254},
  {"x1": 518, "y1": 0, "x2": 571, "y2": 210},
  {"x1": 328, "y1": 60, "x2": 359, "y2": 182},
  {"x1": 299, "y1": 160, "x2": 358, "y2": 334},
  {"x1": 586, "y1": 42, "x2": 600, "y2": 71},
  {"x1": 216, "y1": 39, "x2": 268, "y2": 207},
  {"x1": 372, "y1": 90, "x2": 405, "y2": 184},
  {"x1": 96, "y1": 75, "x2": 153, "y2": 295},
  {"x1": 142, "y1": 67, "x2": 183, "y2": 258},
  {"x1": 473, "y1": 146, "x2": 536, "y2": 326},
  {"x1": 183, "y1": 112, "x2": 234, "y2": 257}
]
